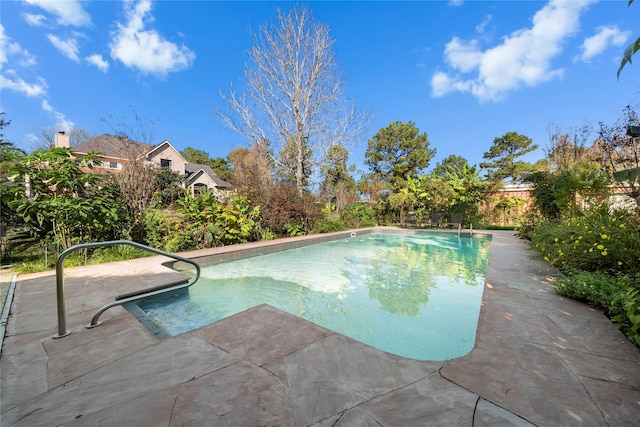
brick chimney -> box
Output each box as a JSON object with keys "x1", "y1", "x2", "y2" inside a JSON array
[{"x1": 54, "y1": 131, "x2": 70, "y2": 148}]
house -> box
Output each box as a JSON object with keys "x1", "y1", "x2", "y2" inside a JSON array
[{"x1": 55, "y1": 132, "x2": 232, "y2": 199}]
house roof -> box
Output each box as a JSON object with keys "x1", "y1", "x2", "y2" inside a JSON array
[
  {"x1": 73, "y1": 134, "x2": 232, "y2": 190},
  {"x1": 185, "y1": 163, "x2": 233, "y2": 188},
  {"x1": 72, "y1": 134, "x2": 153, "y2": 160}
]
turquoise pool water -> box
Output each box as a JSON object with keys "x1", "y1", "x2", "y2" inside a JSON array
[{"x1": 136, "y1": 232, "x2": 492, "y2": 360}]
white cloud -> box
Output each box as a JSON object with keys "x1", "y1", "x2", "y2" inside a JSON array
[
  {"x1": 475, "y1": 15, "x2": 492, "y2": 34},
  {"x1": 579, "y1": 26, "x2": 630, "y2": 62},
  {"x1": 0, "y1": 24, "x2": 36, "y2": 67},
  {"x1": 47, "y1": 34, "x2": 80, "y2": 62},
  {"x1": 449, "y1": 0, "x2": 464, "y2": 6},
  {"x1": 41, "y1": 100, "x2": 74, "y2": 132},
  {"x1": 23, "y1": 13, "x2": 46, "y2": 26},
  {"x1": 86, "y1": 54, "x2": 109, "y2": 72},
  {"x1": 444, "y1": 37, "x2": 483, "y2": 73},
  {"x1": 0, "y1": 70, "x2": 47, "y2": 97},
  {"x1": 0, "y1": 25, "x2": 45, "y2": 97},
  {"x1": 109, "y1": 0, "x2": 195, "y2": 76},
  {"x1": 431, "y1": 0, "x2": 596, "y2": 102},
  {"x1": 24, "y1": 0, "x2": 91, "y2": 26}
]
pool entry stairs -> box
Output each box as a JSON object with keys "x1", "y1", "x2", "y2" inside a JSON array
[{"x1": 52, "y1": 240, "x2": 201, "y2": 339}]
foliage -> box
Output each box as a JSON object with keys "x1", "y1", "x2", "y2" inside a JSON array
[
  {"x1": 228, "y1": 144, "x2": 274, "y2": 203},
  {"x1": 364, "y1": 121, "x2": 436, "y2": 190},
  {"x1": 530, "y1": 206, "x2": 640, "y2": 275},
  {"x1": 341, "y1": 203, "x2": 377, "y2": 228},
  {"x1": 181, "y1": 147, "x2": 231, "y2": 181},
  {"x1": 487, "y1": 195, "x2": 526, "y2": 227},
  {"x1": 1, "y1": 114, "x2": 25, "y2": 228},
  {"x1": 181, "y1": 147, "x2": 212, "y2": 165},
  {"x1": 597, "y1": 104, "x2": 640, "y2": 208},
  {"x1": 480, "y1": 131, "x2": 538, "y2": 182},
  {"x1": 526, "y1": 163, "x2": 610, "y2": 221},
  {"x1": 152, "y1": 167, "x2": 187, "y2": 208},
  {"x1": 8, "y1": 148, "x2": 126, "y2": 249},
  {"x1": 144, "y1": 192, "x2": 260, "y2": 251},
  {"x1": 612, "y1": 286, "x2": 640, "y2": 346},
  {"x1": 555, "y1": 270, "x2": 640, "y2": 347},
  {"x1": 555, "y1": 270, "x2": 622, "y2": 313},
  {"x1": 431, "y1": 155, "x2": 493, "y2": 221},
  {"x1": 313, "y1": 218, "x2": 348, "y2": 233},
  {"x1": 320, "y1": 145, "x2": 357, "y2": 212},
  {"x1": 257, "y1": 183, "x2": 320, "y2": 236},
  {"x1": 178, "y1": 191, "x2": 260, "y2": 247},
  {"x1": 209, "y1": 157, "x2": 232, "y2": 182},
  {"x1": 617, "y1": 0, "x2": 639, "y2": 79},
  {"x1": 530, "y1": 205, "x2": 640, "y2": 347}
]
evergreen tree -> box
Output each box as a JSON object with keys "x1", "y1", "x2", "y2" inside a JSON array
[
  {"x1": 365, "y1": 121, "x2": 436, "y2": 190},
  {"x1": 480, "y1": 131, "x2": 538, "y2": 183}
]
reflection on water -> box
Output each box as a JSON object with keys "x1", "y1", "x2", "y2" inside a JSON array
[{"x1": 137, "y1": 232, "x2": 492, "y2": 360}]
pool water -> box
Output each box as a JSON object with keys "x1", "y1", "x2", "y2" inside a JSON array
[{"x1": 136, "y1": 232, "x2": 492, "y2": 360}]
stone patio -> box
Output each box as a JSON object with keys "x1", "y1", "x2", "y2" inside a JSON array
[{"x1": 1, "y1": 229, "x2": 639, "y2": 426}]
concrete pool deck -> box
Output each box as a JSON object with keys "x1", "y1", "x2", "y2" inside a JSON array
[{"x1": 1, "y1": 229, "x2": 639, "y2": 426}]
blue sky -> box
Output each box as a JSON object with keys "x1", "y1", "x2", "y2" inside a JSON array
[{"x1": 1, "y1": 0, "x2": 638, "y2": 177}]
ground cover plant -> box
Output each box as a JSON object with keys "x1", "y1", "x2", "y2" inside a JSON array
[{"x1": 529, "y1": 206, "x2": 640, "y2": 346}]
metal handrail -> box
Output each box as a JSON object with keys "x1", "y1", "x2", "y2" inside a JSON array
[{"x1": 53, "y1": 240, "x2": 200, "y2": 339}]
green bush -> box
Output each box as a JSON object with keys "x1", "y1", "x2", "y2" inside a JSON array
[
  {"x1": 555, "y1": 270, "x2": 621, "y2": 314},
  {"x1": 342, "y1": 203, "x2": 377, "y2": 228},
  {"x1": 530, "y1": 206, "x2": 640, "y2": 275},
  {"x1": 612, "y1": 286, "x2": 640, "y2": 347},
  {"x1": 313, "y1": 218, "x2": 348, "y2": 233},
  {"x1": 531, "y1": 205, "x2": 640, "y2": 348},
  {"x1": 555, "y1": 270, "x2": 640, "y2": 346}
]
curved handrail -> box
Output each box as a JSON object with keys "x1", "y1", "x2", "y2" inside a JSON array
[{"x1": 53, "y1": 240, "x2": 200, "y2": 339}]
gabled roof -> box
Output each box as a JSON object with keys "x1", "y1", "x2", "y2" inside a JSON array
[
  {"x1": 72, "y1": 134, "x2": 153, "y2": 160},
  {"x1": 185, "y1": 163, "x2": 232, "y2": 188}
]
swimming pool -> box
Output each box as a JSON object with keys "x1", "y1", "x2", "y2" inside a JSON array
[{"x1": 134, "y1": 231, "x2": 492, "y2": 360}]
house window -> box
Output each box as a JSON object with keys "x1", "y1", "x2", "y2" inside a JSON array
[
  {"x1": 109, "y1": 161, "x2": 118, "y2": 169},
  {"x1": 160, "y1": 158, "x2": 172, "y2": 168}
]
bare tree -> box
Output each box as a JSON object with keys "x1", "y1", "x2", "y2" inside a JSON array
[
  {"x1": 220, "y1": 5, "x2": 369, "y2": 194},
  {"x1": 597, "y1": 105, "x2": 640, "y2": 208},
  {"x1": 32, "y1": 126, "x2": 94, "y2": 151},
  {"x1": 545, "y1": 123, "x2": 600, "y2": 170},
  {"x1": 101, "y1": 107, "x2": 156, "y2": 145}
]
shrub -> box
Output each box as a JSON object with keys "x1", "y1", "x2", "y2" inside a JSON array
[
  {"x1": 530, "y1": 206, "x2": 640, "y2": 276},
  {"x1": 258, "y1": 184, "x2": 320, "y2": 236},
  {"x1": 555, "y1": 270, "x2": 620, "y2": 314},
  {"x1": 612, "y1": 286, "x2": 640, "y2": 346},
  {"x1": 313, "y1": 218, "x2": 348, "y2": 233},
  {"x1": 342, "y1": 203, "x2": 377, "y2": 228}
]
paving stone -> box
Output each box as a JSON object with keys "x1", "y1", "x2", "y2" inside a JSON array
[
  {"x1": 282, "y1": 333, "x2": 439, "y2": 426},
  {"x1": 2, "y1": 337, "x2": 229, "y2": 426},
  {"x1": 193, "y1": 304, "x2": 334, "y2": 366},
  {"x1": 345, "y1": 372, "x2": 477, "y2": 426},
  {"x1": 333, "y1": 408, "x2": 382, "y2": 426},
  {"x1": 580, "y1": 376, "x2": 640, "y2": 427},
  {"x1": 65, "y1": 385, "x2": 180, "y2": 427},
  {"x1": 442, "y1": 338, "x2": 608, "y2": 426},
  {"x1": 310, "y1": 413, "x2": 343, "y2": 426},
  {"x1": 0, "y1": 330, "x2": 50, "y2": 410},
  {"x1": 170, "y1": 360, "x2": 293, "y2": 426},
  {"x1": 558, "y1": 347, "x2": 640, "y2": 386},
  {"x1": 474, "y1": 398, "x2": 535, "y2": 426},
  {"x1": 43, "y1": 308, "x2": 157, "y2": 388}
]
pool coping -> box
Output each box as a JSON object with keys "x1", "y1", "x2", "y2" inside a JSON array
[{"x1": 1, "y1": 228, "x2": 639, "y2": 426}]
